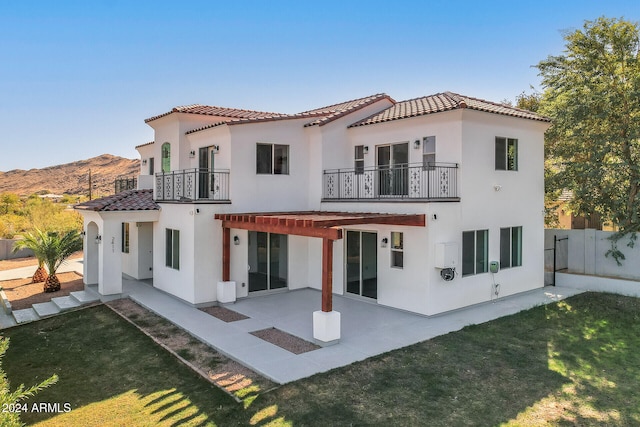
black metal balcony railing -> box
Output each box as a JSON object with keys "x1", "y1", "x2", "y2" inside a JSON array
[
  {"x1": 155, "y1": 169, "x2": 230, "y2": 202},
  {"x1": 115, "y1": 176, "x2": 137, "y2": 194},
  {"x1": 322, "y1": 162, "x2": 458, "y2": 201}
]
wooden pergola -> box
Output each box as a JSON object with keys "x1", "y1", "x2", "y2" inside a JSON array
[{"x1": 214, "y1": 211, "x2": 425, "y2": 313}]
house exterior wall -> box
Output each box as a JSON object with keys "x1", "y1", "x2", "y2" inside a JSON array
[
  {"x1": 91, "y1": 97, "x2": 547, "y2": 317},
  {"x1": 456, "y1": 111, "x2": 546, "y2": 309}
]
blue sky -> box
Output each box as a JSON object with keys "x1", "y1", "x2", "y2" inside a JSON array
[{"x1": 0, "y1": 0, "x2": 638, "y2": 171}]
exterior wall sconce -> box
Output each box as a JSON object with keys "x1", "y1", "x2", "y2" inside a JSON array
[
  {"x1": 212, "y1": 145, "x2": 220, "y2": 153},
  {"x1": 95, "y1": 235, "x2": 102, "y2": 244},
  {"x1": 414, "y1": 139, "x2": 421, "y2": 149},
  {"x1": 363, "y1": 146, "x2": 369, "y2": 154},
  {"x1": 142, "y1": 159, "x2": 147, "y2": 165},
  {"x1": 80, "y1": 231, "x2": 86, "y2": 237},
  {"x1": 189, "y1": 150, "x2": 196, "y2": 158},
  {"x1": 233, "y1": 235, "x2": 240, "y2": 245},
  {"x1": 381, "y1": 237, "x2": 388, "y2": 248}
]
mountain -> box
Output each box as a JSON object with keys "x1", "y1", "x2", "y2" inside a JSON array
[{"x1": 0, "y1": 154, "x2": 140, "y2": 197}]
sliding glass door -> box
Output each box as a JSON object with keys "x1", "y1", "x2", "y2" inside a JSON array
[
  {"x1": 346, "y1": 231, "x2": 377, "y2": 299},
  {"x1": 248, "y1": 231, "x2": 288, "y2": 292},
  {"x1": 377, "y1": 143, "x2": 409, "y2": 196}
]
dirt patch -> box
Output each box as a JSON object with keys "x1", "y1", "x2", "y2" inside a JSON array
[
  {"x1": 107, "y1": 298, "x2": 276, "y2": 401},
  {"x1": 0, "y1": 271, "x2": 85, "y2": 310},
  {"x1": 251, "y1": 327, "x2": 320, "y2": 355},
  {"x1": 199, "y1": 306, "x2": 249, "y2": 322},
  {"x1": 0, "y1": 251, "x2": 83, "y2": 272}
]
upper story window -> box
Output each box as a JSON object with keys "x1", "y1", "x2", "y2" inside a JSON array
[
  {"x1": 161, "y1": 143, "x2": 171, "y2": 173},
  {"x1": 495, "y1": 137, "x2": 518, "y2": 171},
  {"x1": 257, "y1": 143, "x2": 289, "y2": 175},
  {"x1": 354, "y1": 145, "x2": 365, "y2": 174},
  {"x1": 423, "y1": 136, "x2": 436, "y2": 169}
]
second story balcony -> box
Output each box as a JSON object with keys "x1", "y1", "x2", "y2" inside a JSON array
[
  {"x1": 322, "y1": 162, "x2": 459, "y2": 202},
  {"x1": 155, "y1": 168, "x2": 230, "y2": 202}
]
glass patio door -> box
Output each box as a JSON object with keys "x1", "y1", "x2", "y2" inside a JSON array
[
  {"x1": 346, "y1": 231, "x2": 377, "y2": 299},
  {"x1": 198, "y1": 147, "x2": 216, "y2": 199},
  {"x1": 377, "y1": 143, "x2": 409, "y2": 196},
  {"x1": 248, "y1": 231, "x2": 288, "y2": 292}
]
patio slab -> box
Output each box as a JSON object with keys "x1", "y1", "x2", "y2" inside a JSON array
[{"x1": 117, "y1": 278, "x2": 583, "y2": 384}]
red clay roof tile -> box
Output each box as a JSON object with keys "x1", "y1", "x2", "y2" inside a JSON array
[
  {"x1": 75, "y1": 189, "x2": 159, "y2": 212},
  {"x1": 348, "y1": 92, "x2": 549, "y2": 127},
  {"x1": 144, "y1": 104, "x2": 286, "y2": 123}
]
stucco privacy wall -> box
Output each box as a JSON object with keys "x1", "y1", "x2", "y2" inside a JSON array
[
  {"x1": 0, "y1": 239, "x2": 32, "y2": 260},
  {"x1": 545, "y1": 228, "x2": 640, "y2": 281}
]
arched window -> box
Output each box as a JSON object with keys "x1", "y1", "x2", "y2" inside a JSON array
[{"x1": 161, "y1": 143, "x2": 171, "y2": 172}]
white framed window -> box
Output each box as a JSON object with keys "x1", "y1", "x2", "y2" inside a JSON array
[
  {"x1": 462, "y1": 229, "x2": 488, "y2": 276},
  {"x1": 354, "y1": 145, "x2": 365, "y2": 174},
  {"x1": 423, "y1": 136, "x2": 436, "y2": 170},
  {"x1": 257, "y1": 143, "x2": 289, "y2": 175},
  {"x1": 495, "y1": 137, "x2": 518, "y2": 171},
  {"x1": 391, "y1": 232, "x2": 403, "y2": 268},
  {"x1": 165, "y1": 228, "x2": 180, "y2": 270},
  {"x1": 121, "y1": 223, "x2": 130, "y2": 253},
  {"x1": 500, "y1": 226, "x2": 522, "y2": 269}
]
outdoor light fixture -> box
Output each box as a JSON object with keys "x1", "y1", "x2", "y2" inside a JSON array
[
  {"x1": 381, "y1": 237, "x2": 388, "y2": 248},
  {"x1": 363, "y1": 146, "x2": 369, "y2": 154},
  {"x1": 95, "y1": 235, "x2": 102, "y2": 244},
  {"x1": 189, "y1": 150, "x2": 196, "y2": 157},
  {"x1": 212, "y1": 145, "x2": 220, "y2": 153},
  {"x1": 234, "y1": 235, "x2": 240, "y2": 245},
  {"x1": 414, "y1": 139, "x2": 420, "y2": 149},
  {"x1": 80, "y1": 231, "x2": 86, "y2": 237},
  {"x1": 142, "y1": 159, "x2": 147, "y2": 165}
]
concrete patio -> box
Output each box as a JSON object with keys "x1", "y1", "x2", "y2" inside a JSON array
[
  {"x1": 116, "y1": 277, "x2": 584, "y2": 384},
  {"x1": 0, "y1": 260, "x2": 587, "y2": 384}
]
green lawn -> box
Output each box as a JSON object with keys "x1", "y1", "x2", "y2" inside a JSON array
[{"x1": 3, "y1": 292, "x2": 640, "y2": 426}]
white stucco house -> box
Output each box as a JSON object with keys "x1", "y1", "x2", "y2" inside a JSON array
[{"x1": 76, "y1": 91, "x2": 550, "y2": 343}]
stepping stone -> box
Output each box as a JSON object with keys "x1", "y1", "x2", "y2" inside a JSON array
[
  {"x1": 70, "y1": 290, "x2": 100, "y2": 304},
  {"x1": 51, "y1": 296, "x2": 82, "y2": 311},
  {"x1": 32, "y1": 302, "x2": 61, "y2": 317},
  {"x1": 13, "y1": 308, "x2": 40, "y2": 324},
  {"x1": 0, "y1": 312, "x2": 17, "y2": 328}
]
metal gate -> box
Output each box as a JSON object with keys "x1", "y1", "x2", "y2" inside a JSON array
[{"x1": 544, "y1": 235, "x2": 568, "y2": 286}]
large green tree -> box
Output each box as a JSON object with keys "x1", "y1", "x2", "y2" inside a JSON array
[{"x1": 537, "y1": 17, "x2": 640, "y2": 262}]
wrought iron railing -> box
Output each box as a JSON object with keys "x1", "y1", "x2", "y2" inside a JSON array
[
  {"x1": 115, "y1": 176, "x2": 137, "y2": 194},
  {"x1": 155, "y1": 169, "x2": 230, "y2": 201},
  {"x1": 322, "y1": 162, "x2": 458, "y2": 201}
]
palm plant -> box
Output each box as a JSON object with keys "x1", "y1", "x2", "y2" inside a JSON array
[
  {"x1": 13, "y1": 228, "x2": 83, "y2": 292},
  {"x1": 12, "y1": 231, "x2": 48, "y2": 283},
  {"x1": 39, "y1": 229, "x2": 83, "y2": 292}
]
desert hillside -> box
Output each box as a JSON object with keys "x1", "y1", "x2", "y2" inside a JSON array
[{"x1": 0, "y1": 154, "x2": 140, "y2": 197}]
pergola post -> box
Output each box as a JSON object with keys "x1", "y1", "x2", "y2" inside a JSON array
[
  {"x1": 222, "y1": 227, "x2": 230, "y2": 281},
  {"x1": 321, "y1": 238, "x2": 333, "y2": 312},
  {"x1": 217, "y1": 227, "x2": 236, "y2": 303},
  {"x1": 314, "y1": 237, "x2": 340, "y2": 345}
]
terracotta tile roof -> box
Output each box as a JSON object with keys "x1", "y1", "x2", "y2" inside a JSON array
[
  {"x1": 75, "y1": 189, "x2": 159, "y2": 212},
  {"x1": 135, "y1": 141, "x2": 154, "y2": 149},
  {"x1": 145, "y1": 104, "x2": 286, "y2": 123},
  {"x1": 185, "y1": 94, "x2": 394, "y2": 135},
  {"x1": 349, "y1": 91, "x2": 550, "y2": 127},
  {"x1": 298, "y1": 94, "x2": 395, "y2": 127}
]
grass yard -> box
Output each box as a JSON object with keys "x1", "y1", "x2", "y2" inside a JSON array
[{"x1": 3, "y1": 292, "x2": 640, "y2": 426}]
